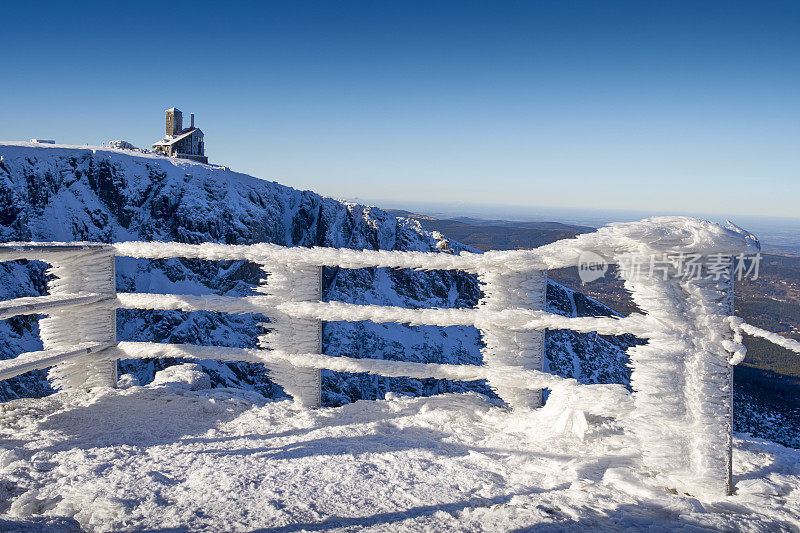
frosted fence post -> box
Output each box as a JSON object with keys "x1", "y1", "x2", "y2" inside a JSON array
[
  {"x1": 258, "y1": 262, "x2": 323, "y2": 407},
  {"x1": 39, "y1": 248, "x2": 118, "y2": 391},
  {"x1": 618, "y1": 253, "x2": 735, "y2": 498},
  {"x1": 680, "y1": 259, "x2": 735, "y2": 497},
  {"x1": 477, "y1": 268, "x2": 548, "y2": 409}
]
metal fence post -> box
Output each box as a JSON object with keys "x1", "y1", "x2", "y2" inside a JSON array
[
  {"x1": 40, "y1": 247, "x2": 118, "y2": 391},
  {"x1": 477, "y1": 268, "x2": 548, "y2": 410},
  {"x1": 618, "y1": 253, "x2": 735, "y2": 497},
  {"x1": 681, "y1": 259, "x2": 736, "y2": 497},
  {"x1": 258, "y1": 263, "x2": 323, "y2": 407}
]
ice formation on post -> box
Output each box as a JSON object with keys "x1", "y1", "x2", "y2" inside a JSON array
[
  {"x1": 257, "y1": 263, "x2": 323, "y2": 407},
  {"x1": 40, "y1": 248, "x2": 117, "y2": 391},
  {"x1": 478, "y1": 269, "x2": 548, "y2": 409},
  {"x1": 579, "y1": 217, "x2": 754, "y2": 498},
  {"x1": 617, "y1": 256, "x2": 737, "y2": 497},
  {"x1": 681, "y1": 260, "x2": 736, "y2": 497}
]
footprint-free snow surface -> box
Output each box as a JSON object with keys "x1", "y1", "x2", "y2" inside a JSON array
[{"x1": 0, "y1": 365, "x2": 798, "y2": 532}]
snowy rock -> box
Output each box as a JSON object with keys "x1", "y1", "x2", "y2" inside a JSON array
[
  {"x1": 116, "y1": 373, "x2": 139, "y2": 389},
  {"x1": 105, "y1": 140, "x2": 145, "y2": 153},
  {"x1": 150, "y1": 363, "x2": 212, "y2": 391}
]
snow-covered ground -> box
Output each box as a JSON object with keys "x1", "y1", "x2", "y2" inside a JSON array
[{"x1": 0, "y1": 365, "x2": 797, "y2": 532}]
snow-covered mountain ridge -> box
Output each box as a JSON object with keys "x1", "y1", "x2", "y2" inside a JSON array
[{"x1": 0, "y1": 142, "x2": 633, "y2": 406}]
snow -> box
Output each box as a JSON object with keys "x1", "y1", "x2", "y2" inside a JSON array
[
  {"x1": 0, "y1": 369, "x2": 797, "y2": 532},
  {"x1": 105, "y1": 141, "x2": 145, "y2": 153},
  {"x1": 149, "y1": 363, "x2": 211, "y2": 391}
]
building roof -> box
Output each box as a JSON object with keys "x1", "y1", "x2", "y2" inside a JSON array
[
  {"x1": 166, "y1": 107, "x2": 181, "y2": 113},
  {"x1": 152, "y1": 128, "x2": 202, "y2": 147}
]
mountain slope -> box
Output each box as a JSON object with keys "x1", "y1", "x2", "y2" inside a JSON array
[{"x1": 0, "y1": 142, "x2": 633, "y2": 405}]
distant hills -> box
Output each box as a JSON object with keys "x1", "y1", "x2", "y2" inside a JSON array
[{"x1": 385, "y1": 209, "x2": 593, "y2": 251}]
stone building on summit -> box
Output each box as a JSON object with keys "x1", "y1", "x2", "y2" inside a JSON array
[{"x1": 152, "y1": 108, "x2": 207, "y2": 164}]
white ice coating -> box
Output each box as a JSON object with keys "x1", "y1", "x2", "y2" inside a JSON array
[
  {"x1": 114, "y1": 293, "x2": 655, "y2": 337},
  {"x1": 2, "y1": 216, "x2": 797, "y2": 500},
  {"x1": 256, "y1": 263, "x2": 323, "y2": 407},
  {"x1": 112, "y1": 240, "x2": 500, "y2": 273},
  {"x1": 618, "y1": 256, "x2": 738, "y2": 496},
  {"x1": 729, "y1": 317, "x2": 800, "y2": 356},
  {"x1": 37, "y1": 249, "x2": 118, "y2": 392},
  {"x1": 535, "y1": 216, "x2": 760, "y2": 269},
  {"x1": 0, "y1": 342, "x2": 115, "y2": 381},
  {"x1": 110, "y1": 217, "x2": 757, "y2": 273},
  {"x1": 0, "y1": 293, "x2": 111, "y2": 321},
  {"x1": 477, "y1": 268, "x2": 548, "y2": 410}
]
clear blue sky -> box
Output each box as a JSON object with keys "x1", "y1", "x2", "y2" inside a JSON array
[{"x1": 1, "y1": 1, "x2": 798, "y2": 218}]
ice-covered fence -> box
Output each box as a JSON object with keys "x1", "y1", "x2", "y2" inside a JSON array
[
  {"x1": 0, "y1": 244, "x2": 117, "y2": 389},
  {"x1": 2, "y1": 216, "x2": 798, "y2": 499}
]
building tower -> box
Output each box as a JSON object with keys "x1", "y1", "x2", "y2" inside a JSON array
[
  {"x1": 153, "y1": 107, "x2": 208, "y2": 164},
  {"x1": 166, "y1": 108, "x2": 183, "y2": 136}
]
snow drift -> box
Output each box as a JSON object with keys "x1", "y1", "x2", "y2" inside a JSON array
[{"x1": 0, "y1": 374, "x2": 797, "y2": 531}]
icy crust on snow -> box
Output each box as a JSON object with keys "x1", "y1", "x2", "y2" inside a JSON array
[
  {"x1": 0, "y1": 380, "x2": 798, "y2": 532},
  {"x1": 0, "y1": 142, "x2": 634, "y2": 406}
]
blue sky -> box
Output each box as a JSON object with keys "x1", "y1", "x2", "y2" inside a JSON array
[{"x1": 1, "y1": 1, "x2": 798, "y2": 218}]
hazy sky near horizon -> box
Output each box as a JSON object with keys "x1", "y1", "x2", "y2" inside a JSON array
[{"x1": 1, "y1": 1, "x2": 798, "y2": 218}]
